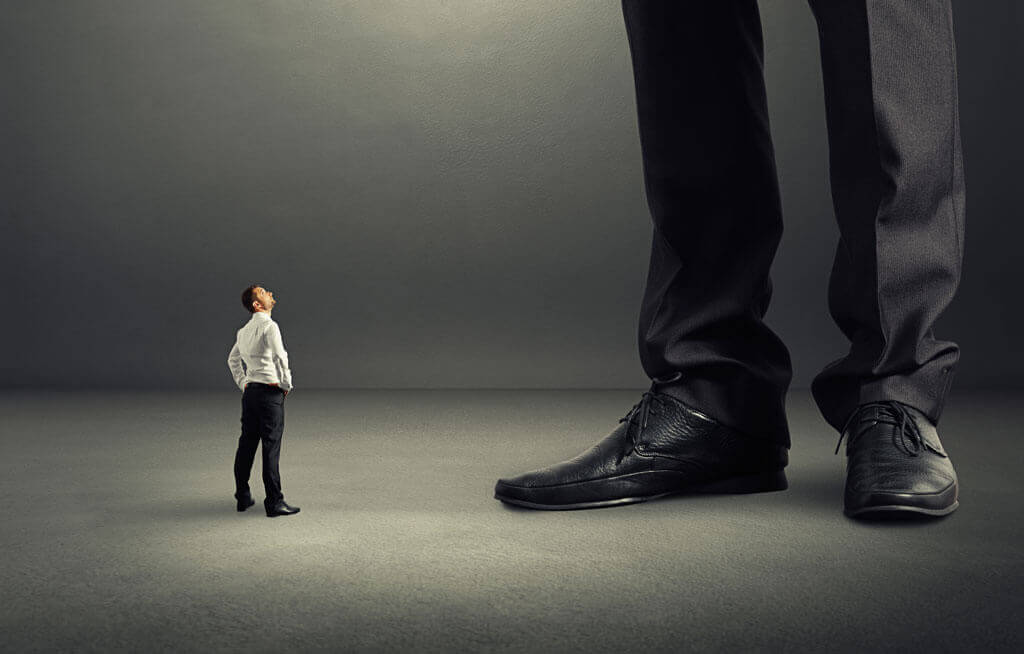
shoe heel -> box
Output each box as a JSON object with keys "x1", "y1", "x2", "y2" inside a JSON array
[{"x1": 694, "y1": 469, "x2": 788, "y2": 494}]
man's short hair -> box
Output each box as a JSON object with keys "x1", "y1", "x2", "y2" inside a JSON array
[{"x1": 241, "y1": 284, "x2": 260, "y2": 313}]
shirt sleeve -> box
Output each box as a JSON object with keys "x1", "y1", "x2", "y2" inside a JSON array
[
  {"x1": 268, "y1": 323, "x2": 293, "y2": 392},
  {"x1": 227, "y1": 341, "x2": 247, "y2": 391}
]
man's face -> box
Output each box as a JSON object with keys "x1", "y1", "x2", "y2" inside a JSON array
[{"x1": 253, "y1": 286, "x2": 276, "y2": 312}]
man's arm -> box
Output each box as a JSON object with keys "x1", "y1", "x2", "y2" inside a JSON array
[
  {"x1": 268, "y1": 323, "x2": 293, "y2": 393},
  {"x1": 227, "y1": 342, "x2": 247, "y2": 391}
]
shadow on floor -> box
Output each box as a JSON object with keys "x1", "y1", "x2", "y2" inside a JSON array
[{"x1": 137, "y1": 497, "x2": 264, "y2": 520}]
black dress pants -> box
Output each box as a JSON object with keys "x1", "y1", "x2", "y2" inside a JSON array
[
  {"x1": 622, "y1": 0, "x2": 965, "y2": 447},
  {"x1": 234, "y1": 382, "x2": 286, "y2": 503}
]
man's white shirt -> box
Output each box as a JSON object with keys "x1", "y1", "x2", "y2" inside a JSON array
[{"x1": 227, "y1": 311, "x2": 293, "y2": 392}]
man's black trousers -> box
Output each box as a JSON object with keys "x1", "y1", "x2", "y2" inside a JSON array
[
  {"x1": 622, "y1": 0, "x2": 965, "y2": 446},
  {"x1": 234, "y1": 382, "x2": 286, "y2": 503}
]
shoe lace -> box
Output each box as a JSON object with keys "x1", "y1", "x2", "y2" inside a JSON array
[
  {"x1": 619, "y1": 391, "x2": 668, "y2": 435},
  {"x1": 835, "y1": 401, "x2": 925, "y2": 456}
]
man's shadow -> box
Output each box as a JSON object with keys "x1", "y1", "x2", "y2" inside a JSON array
[{"x1": 140, "y1": 497, "x2": 259, "y2": 520}]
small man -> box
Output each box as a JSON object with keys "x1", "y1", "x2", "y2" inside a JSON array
[{"x1": 227, "y1": 284, "x2": 300, "y2": 517}]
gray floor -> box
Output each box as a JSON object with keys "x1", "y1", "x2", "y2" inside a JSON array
[{"x1": 1, "y1": 389, "x2": 1022, "y2": 652}]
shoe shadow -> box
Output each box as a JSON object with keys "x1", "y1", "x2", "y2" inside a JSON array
[
  {"x1": 783, "y1": 470, "x2": 845, "y2": 514},
  {"x1": 128, "y1": 498, "x2": 265, "y2": 520},
  {"x1": 849, "y1": 511, "x2": 955, "y2": 525}
]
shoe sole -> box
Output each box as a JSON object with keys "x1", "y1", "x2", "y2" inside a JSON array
[
  {"x1": 265, "y1": 510, "x2": 301, "y2": 517},
  {"x1": 845, "y1": 500, "x2": 959, "y2": 518},
  {"x1": 237, "y1": 502, "x2": 255, "y2": 512},
  {"x1": 495, "y1": 469, "x2": 788, "y2": 511}
]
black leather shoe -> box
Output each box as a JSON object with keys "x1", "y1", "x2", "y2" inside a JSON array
[
  {"x1": 236, "y1": 493, "x2": 255, "y2": 512},
  {"x1": 494, "y1": 383, "x2": 788, "y2": 510},
  {"x1": 838, "y1": 401, "x2": 959, "y2": 518},
  {"x1": 265, "y1": 499, "x2": 301, "y2": 517}
]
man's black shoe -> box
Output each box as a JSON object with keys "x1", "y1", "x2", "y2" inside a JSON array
[
  {"x1": 494, "y1": 384, "x2": 788, "y2": 510},
  {"x1": 837, "y1": 401, "x2": 959, "y2": 518},
  {"x1": 236, "y1": 493, "x2": 256, "y2": 512},
  {"x1": 265, "y1": 499, "x2": 301, "y2": 517}
]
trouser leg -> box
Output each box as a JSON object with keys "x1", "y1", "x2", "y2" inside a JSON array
[
  {"x1": 807, "y1": 0, "x2": 965, "y2": 432},
  {"x1": 622, "y1": 0, "x2": 792, "y2": 446},
  {"x1": 260, "y1": 391, "x2": 285, "y2": 504},
  {"x1": 234, "y1": 388, "x2": 260, "y2": 498}
]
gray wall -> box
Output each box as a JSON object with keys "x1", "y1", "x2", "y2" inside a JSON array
[{"x1": 3, "y1": 1, "x2": 1021, "y2": 390}]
